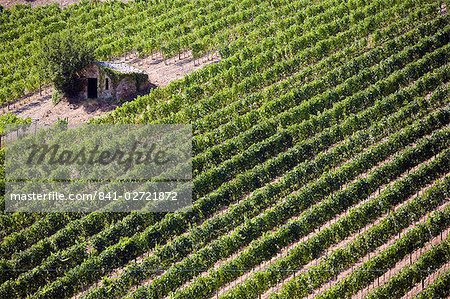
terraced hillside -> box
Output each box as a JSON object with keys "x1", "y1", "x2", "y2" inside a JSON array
[{"x1": 1, "y1": 0, "x2": 450, "y2": 298}]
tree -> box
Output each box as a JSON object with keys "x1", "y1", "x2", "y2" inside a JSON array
[{"x1": 40, "y1": 31, "x2": 95, "y2": 96}]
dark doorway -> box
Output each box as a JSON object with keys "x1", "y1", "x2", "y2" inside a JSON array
[{"x1": 87, "y1": 78, "x2": 98, "y2": 98}]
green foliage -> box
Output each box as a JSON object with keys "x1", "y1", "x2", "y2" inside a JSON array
[
  {"x1": 0, "y1": 113, "x2": 31, "y2": 135},
  {"x1": 55, "y1": 117, "x2": 69, "y2": 128},
  {"x1": 416, "y1": 268, "x2": 450, "y2": 298},
  {"x1": 51, "y1": 89, "x2": 63, "y2": 105},
  {"x1": 40, "y1": 32, "x2": 95, "y2": 96},
  {"x1": 1, "y1": 0, "x2": 449, "y2": 298}
]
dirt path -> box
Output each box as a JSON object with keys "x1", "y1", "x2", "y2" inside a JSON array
[
  {"x1": 113, "y1": 50, "x2": 220, "y2": 87},
  {"x1": 8, "y1": 87, "x2": 120, "y2": 126},
  {"x1": 5, "y1": 51, "x2": 220, "y2": 125}
]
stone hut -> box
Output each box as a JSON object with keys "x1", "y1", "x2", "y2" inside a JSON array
[{"x1": 76, "y1": 61, "x2": 150, "y2": 100}]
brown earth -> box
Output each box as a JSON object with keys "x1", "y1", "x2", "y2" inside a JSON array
[
  {"x1": 113, "y1": 50, "x2": 220, "y2": 87},
  {"x1": 6, "y1": 87, "x2": 120, "y2": 126},
  {"x1": 4, "y1": 51, "x2": 220, "y2": 125}
]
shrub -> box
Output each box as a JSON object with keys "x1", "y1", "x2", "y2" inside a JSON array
[{"x1": 40, "y1": 32, "x2": 95, "y2": 96}]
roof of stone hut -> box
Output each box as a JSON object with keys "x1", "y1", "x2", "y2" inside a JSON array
[{"x1": 95, "y1": 61, "x2": 146, "y2": 75}]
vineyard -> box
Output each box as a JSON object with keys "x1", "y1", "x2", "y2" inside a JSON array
[{"x1": 1, "y1": 0, "x2": 450, "y2": 298}]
